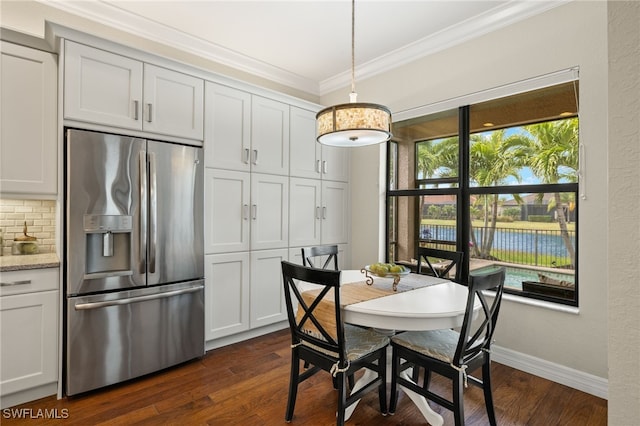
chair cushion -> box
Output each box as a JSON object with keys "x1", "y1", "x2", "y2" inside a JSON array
[
  {"x1": 302, "y1": 324, "x2": 389, "y2": 362},
  {"x1": 344, "y1": 325, "x2": 390, "y2": 361},
  {"x1": 391, "y1": 329, "x2": 460, "y2": 364}
]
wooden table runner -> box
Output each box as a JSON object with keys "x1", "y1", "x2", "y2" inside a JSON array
[{"x1": 297, "y1": 273, "x2": 447, "y2": 341}]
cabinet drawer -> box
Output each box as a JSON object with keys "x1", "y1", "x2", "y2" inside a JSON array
[{"x1": 0, "y1": 268, "x2": 59, "y2": 296}]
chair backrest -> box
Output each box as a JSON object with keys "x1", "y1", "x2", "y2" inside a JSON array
[
  {"x1": 453, "y1": 267, "x2": 506, "y2": 367},
  {"x1": 301, "y1": 245, "x2": 339, "y2": 270},
  {"x1": 416, "y1": 247, "x2": 464, "y2": 283},
  {"x1": 281, "y1": 260, "x2": 345, "y2": 360}
]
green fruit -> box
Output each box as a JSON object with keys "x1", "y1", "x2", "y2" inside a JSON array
[{"x1": 390, "y1": 265, "x2": 403, "y2": 273}]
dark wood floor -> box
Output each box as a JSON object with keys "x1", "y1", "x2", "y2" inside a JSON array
[{"x1": 2, "y1": 329, "x2": 607, "y2": 425}]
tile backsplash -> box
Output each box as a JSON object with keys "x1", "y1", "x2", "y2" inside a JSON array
[{"x1": 0, "y1": 199, "x2": 57, "y2": 256}]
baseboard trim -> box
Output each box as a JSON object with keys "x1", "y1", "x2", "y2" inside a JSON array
[
  {"x1": 205, "y1": 321, "x2": 288, "y2": 351},
  {"x1": 492, "y1": 345, "x2": 608, "y2": 399}
]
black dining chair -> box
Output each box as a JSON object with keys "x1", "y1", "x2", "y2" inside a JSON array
[
  {"x1": 417, "y1": 247, "x2": 464, "y2": 283},
  {"x1": 389, "y1": 267, "x2": 506, "y2": 426},
  {"x1": 281, "y1": 261, "x2": 389, "y2": 425},
  {"x1": 301, "y1": 245, "x2": 339, "y2": 270}
]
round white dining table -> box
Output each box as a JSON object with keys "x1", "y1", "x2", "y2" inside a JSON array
[{"x1": 338, "y1": 269, "x2": 479, "y2": 426}]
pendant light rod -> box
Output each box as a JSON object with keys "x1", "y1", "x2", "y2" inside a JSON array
[
  {"x1": 350, "y1": 0, "x2": 356, "y2": 98},
  {"x1": 315, "y1": 0, "x2": 392, "y2": 147}
]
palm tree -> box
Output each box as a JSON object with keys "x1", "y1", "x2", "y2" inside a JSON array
[
  {"x1": 523, "y1": 118, "x2": 579, "y2": 267},
  {"x1": 469, "y1": 130, "x2": 523, "y2": 259}
]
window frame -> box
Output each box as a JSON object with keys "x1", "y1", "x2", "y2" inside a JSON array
[{"x1": 387, "y1": 89, "x2": 579, "y2": 307}]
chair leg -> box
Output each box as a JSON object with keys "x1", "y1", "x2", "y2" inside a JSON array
[
  {"x1": 453, "y1": 370, "x2": 465, "y2": 426},
  {"x1": 423, "y1": 369, "x2": 432, "y2": 390},
  {"x1": 336, "y1": 372, "x2": 347, "y2": 426},
  {"x1": 482, "y1": 358, "x2": 497, "y2": 426},
  {"x1": 389, "y1": 349, "x2": 400, "y2": 414},
  {"x1": 411, "y1": 362, "x2": 420, "y2": 383},
  {"x1": 378, "y1": 348, "x2": 387, "y2": 415},
  {"x1": 285, "y1": 352, "x2": 300, "y2": 422}
]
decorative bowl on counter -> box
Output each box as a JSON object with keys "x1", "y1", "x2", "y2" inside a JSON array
[{"x1": 11, "y1": 241, "x2": 39, "y2": 255}]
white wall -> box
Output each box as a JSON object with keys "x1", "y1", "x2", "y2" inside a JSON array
[
  {"x1": 323, "y1": 0, "x2": 609, "y2": 380},
  {"x1": 607, "y1": 1, "x2": 640, "y2": 424}
]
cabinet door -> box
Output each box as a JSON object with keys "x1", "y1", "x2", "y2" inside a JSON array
[
  {"x1": 250, "y1": 249, "x2": 288, "y2": 328},
  {"x1": 251, "y1": 96, "x2": 289, "y2": 175},
  {"x1": 321, "y1": 145, "x2": 351, "y2": 182},
  {"x1": 0, "y1": 290, "x2": 58, "y2": 396},
  {"x1": 143, "y1": 64, "x2": 204, "y2": 141},
  {"x1": 204, "y1": 252, "x2": 250, "y2": 340},
  {"x1": 204, "y1": 82, "x2": 251, "y2": 171},
  {"x1": 289, "y1": 107, "x2": 321, "y2": 179},
  {"x1": 0, "y1": 42, "x2": 57, "y2": 195},
  {"x1": 64, "y1": 41, "x2": 143, "y2": 130},
  {"x1": 204, "y1": 169, "x2": 250, "y2": 254},
  {"x1": 251, "y1": 173, "x2": 289, "y2": 250},
  {"x1": 321, "y1": 180, "x2": 350, "y2": 245},
  {"x1": 289, "y1": 177, "x2": 322, "y2": 247}
]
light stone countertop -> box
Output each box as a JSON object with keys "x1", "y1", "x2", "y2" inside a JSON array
[{"x1": 0, "y1": 253, "x2": 60, "y2": 272}]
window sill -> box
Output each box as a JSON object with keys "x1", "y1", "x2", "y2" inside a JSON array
[{"x1": 484, "y1": 290, "x2": 580, "y2": 314}]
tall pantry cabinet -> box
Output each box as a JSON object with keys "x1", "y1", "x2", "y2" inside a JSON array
[
  {"x1": 0, "y1": 38, "x2": 59, "y2": 409},
  {"x1": 204, "y1": 82, "x2": 290, "y2": 343},
  {"x1": 203, "y1": 84, "x2": 350, "y2": 346},
  {"x1": 289, "y1": 107, "x2": 350, "y2": 262}
]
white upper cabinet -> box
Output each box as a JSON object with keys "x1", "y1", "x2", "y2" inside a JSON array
[
  {"x1": 251, "y1": 95, "x2": 290, "y2": 176},
  {"x1": 289, "y1": 106, "x2": 321, "y2": 179},
  {"x1": 64, "y1": 41, "x2": 142, "y2": 129},
  {"x1": 142, "y1": 64, "x2": 204, "y2": 140},
  {"x1": 204, "y1": 85, "x2": 289, "y2": 175},
  {"x1": 289, "y1": 106, "x2": 350, "y2": 182},
  {"x1": 0, "y1": 41, "x2": 57, "y2": 196},
  {"x1": 64, "y1": 40, "x2": 203, "y2": 141},
  {"x1": 321, "y1": 144, "x2": 351, "y2": 182},
  {"x1": 204, "y1": 82, "x2": 251, "y2": 171},
  {"x1": 321, "y1": 180, "x2": 350, "y2": 245}
]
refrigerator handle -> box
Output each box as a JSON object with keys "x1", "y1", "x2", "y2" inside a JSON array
[
  {"x1": 139, "y1": 151, "x2": 148, "y2": 274},
  {"x1": 149, "y1": 151, "x2": 157, "y2": 274},
  {"x1": 74, "y1": 285, "x2": 203, "y2": 310}
]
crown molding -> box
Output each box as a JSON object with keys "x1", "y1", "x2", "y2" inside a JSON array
[
  {"x1": 38, "y1": 0, "x2": 320, "y2": 95},
  {"x1": 319, "y1": 0, "x2": 571, "y2": 95},
  {"x1": 38, "y1": 0, "x2": 569, "y2": 97}
]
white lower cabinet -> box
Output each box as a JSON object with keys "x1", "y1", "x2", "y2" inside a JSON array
[
  {"x1": 0, "y1": 268, "x2": 59, "y2": 409},
  {"x1": 205, "y1": 249, "x2": 287, "y2": 341},
  {"x1": 205, "y1": 252, "x2": 250, "y2": 340},
  {"x1": 249, "y1": 249, "x2": 288, "y2": 328}
]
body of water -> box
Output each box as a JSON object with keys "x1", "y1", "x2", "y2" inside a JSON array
[{"x1": 472, "y1": 264, "x2": 575, "y2": 290}]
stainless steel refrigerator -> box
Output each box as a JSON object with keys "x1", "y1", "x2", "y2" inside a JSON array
[{"x1": 64, "y1": 128, "x2": 204, "y2": 396}]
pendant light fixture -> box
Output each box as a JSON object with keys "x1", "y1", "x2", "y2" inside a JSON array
[{"x1": 316, "y1": 0, "x2": 392, "y2": 147}]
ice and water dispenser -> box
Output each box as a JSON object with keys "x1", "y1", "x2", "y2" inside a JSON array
[{"x1": 83, "y1": 214, "x2": 133, "y2": 278}]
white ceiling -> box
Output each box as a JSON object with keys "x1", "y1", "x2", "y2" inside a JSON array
[{"x1": 41, "y1": 0, "x2": 568, "y2": 95}]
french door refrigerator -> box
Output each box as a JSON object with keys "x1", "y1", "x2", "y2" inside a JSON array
[{"x1": 64, "y1": 128, "x2": 204, "y2": 396}]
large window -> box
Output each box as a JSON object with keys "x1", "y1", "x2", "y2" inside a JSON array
[{"x1": 387, "y1": 80, "x2": 579, "y2": 306}]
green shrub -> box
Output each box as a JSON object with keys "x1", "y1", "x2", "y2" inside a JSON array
[{"x1": 528, "y1": 215, "x2": 553, "y2": 223}]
